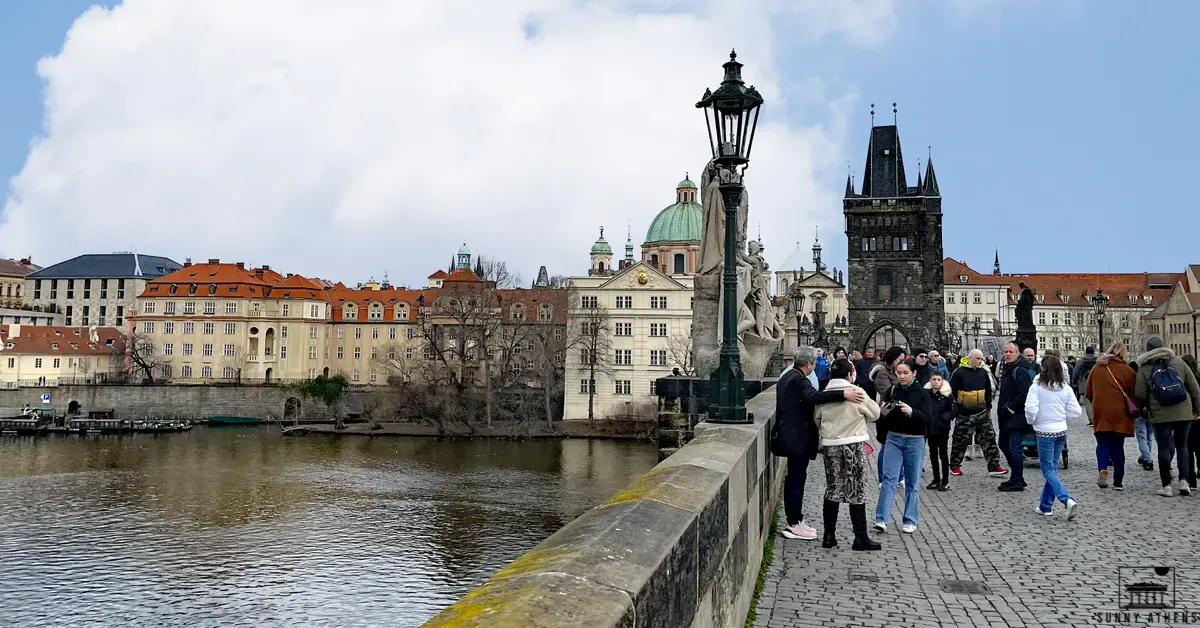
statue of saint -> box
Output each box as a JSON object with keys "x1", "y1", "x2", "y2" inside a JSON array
[
  {"x1": 741, "y1": 240, "x2": 786, "y2": 343},
  {"x1": 697, "y1": 160, "x2": 748, "y2": 276},
  {"x1": 1015, "y1": 282, "x2": 1035, "y2": 330}
]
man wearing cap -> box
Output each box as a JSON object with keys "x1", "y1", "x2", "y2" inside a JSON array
[{"x1": 1072, "y1": 345, "x2": 1099, "y2": 426}]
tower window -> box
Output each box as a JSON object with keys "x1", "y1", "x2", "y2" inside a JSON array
[
  {"x1": 673, "y1": 254, "x2": 685, "y2": 274},
  {"x1": 650, "y1": 254, "x2": 659, "y2": 268},
  {"x1": 877, "y1": 268, "x2": 893, "y2": 302}
]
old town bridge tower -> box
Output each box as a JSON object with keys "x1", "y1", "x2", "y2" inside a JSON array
[{"x1": 844, "y1": 114, "x2": 944, "y2": 352}]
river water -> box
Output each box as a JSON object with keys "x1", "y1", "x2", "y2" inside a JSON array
[{"x1": 0, "y1": 428, "x2": 658, "y2": 627}]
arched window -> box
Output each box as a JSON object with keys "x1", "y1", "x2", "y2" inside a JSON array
[
  {"x1": 511, "y1": 304, "x2": 526, "y2": 322},
  {"x1": 673, "y1": 254, "x2": 685, "y2": 274},
  {"x1": 209, "y1": 284, "x2": 217, "y2": 295},
  {"x1": 650, "y1": 254, "x2": 659, "y2": 268},
  {"x1": 781, "y1": 278, "x2": 789, "y2": 295},
  {"x1": 369, "y1": 302, "x2": 384, "y2": 320},
  {"x1": 395, "y1": 303, "x2": 409, "y2": 320},
  {"x1": 343, "y1": 304, "x2": 357, "y2": 320},
  {"x1": 598, "y1": 262, "x2": 605, "y2": 273},
  {"x1": 201, "y1": 366, "x2": 213, "y2": 378},
  {"x1": 538, "y1": 303, "x2": 552, "y2": 322}
]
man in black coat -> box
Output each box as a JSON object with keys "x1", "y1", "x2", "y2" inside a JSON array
[
  {"x1": 774, "y1": 345, "x2": 865, "y2": 540},
  {"x1": 997, "y1": 342, "x2": 1034, "y2": 492}
]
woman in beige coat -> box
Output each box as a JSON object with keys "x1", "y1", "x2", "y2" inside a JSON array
[{"x1": 815, "y1": 359, "x2": 882, "y2": 551}]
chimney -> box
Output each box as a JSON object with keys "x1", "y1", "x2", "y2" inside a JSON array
[
  {"x1": 235, "y1": 262, "x2": 245, "y2": 270},
  {"x1": 262, "y1": 265, "x2": 271, "y2": 272},
  {"x1": 207, "y1": 258, "x2": 220, "y2": 265},
  {"x1": 9, "y1": 324, "x2": 19, "y2": 339},
  {"x1": 286, "y1": 273, "x2": 293, "y2": 279},
  {"x1": 19, "y1": 257, "x2": 30, "y2": 266},
  {"x1": 183, "y1": 258, "x2": 192, "y2": 268},
  {"x1": 254, "y1": 268, "x2": 264, "y2": 279}
]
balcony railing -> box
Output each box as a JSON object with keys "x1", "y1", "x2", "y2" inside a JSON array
[
  {"x1": 246, "y1": 354, "x2": 261, "y2": 363},
  {"x1": 247, "y1": 309, "x2": 281, "y2": 318}
]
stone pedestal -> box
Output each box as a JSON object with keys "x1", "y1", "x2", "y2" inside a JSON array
[
  {"x1": 1016, "y1": 327, "x2": 1038, "y2": 353},
  {"x1": 693, "y1": 273, "x2": 722, "y2": 377}
]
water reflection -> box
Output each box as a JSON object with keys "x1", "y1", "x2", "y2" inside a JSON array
[{"x1": 0, "y1": 429, "x2": 657, "y2": 627}]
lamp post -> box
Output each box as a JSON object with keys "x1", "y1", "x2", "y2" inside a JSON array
[
  {"x1": 972, "y1": 320, "x2": 981, "y2": 351},
  {"x1": 1091, "y1": 288, "x2": 1110, "y2": 352},
  {"x1": 789, "y1": 287, "x2": 806, "y2": 353},
  {"x1": 698, "y1": 50, "x2": 763, "y2": 424}
]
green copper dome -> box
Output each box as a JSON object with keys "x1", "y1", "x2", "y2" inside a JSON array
[
  {"x1": 645, "y1": 201, "x2": 702, "y2": 244},
  {"x1": 591, "y1": 233, "x2": 613, "y2": 255},
  {"x1": 677, "y1": 176, "x2": 697, "y2": 189}
]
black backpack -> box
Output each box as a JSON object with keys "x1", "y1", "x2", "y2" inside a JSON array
[{"x1": 1150, "y1": 359, "x2": 1189, "y2": 407}]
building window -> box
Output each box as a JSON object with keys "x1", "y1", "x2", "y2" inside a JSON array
[
  {"x1": 580, "y1": 379, "x2": 596, "y2": 393},
  {"x1": 673, "y1": 254, "x2": 685, "y2": 274},
  {"x1": 203, "y1": 343, "x2": 213, "y2": 357},
  {"x1": 352, "y1": 368, "x2": 360, "y2": 382},
  {"x1": 615, "y1": 322, "x2": 632, "y2": 337},
  {"x1": 650, "y1": 350, "x2": 667, "y2": 366},
  {"x1": 164, "y1": 302, "x2": 177, "y2": 315},
  {"x1": 143, "y1": 322, "x2": 155, "y2": 333},
  {"x1": 337, "y1": 347, "x2": 344, "y2": 359},
  {"x1": 224, "y1": 344, "x2": 235, "y2": 357},
  {"x1": 650, "y1": 323, "x2": 667, "y2": 337},
  {"x1": 650, "y1": 296, "x2": 667, "y2": 309},
  {"x1": 182, "y1": 366, "x2": 192, "y2": 378},
  {"x1": 67, "y1": 279, "x2": 74, "y2": 299},
  {"x1": 405, "y1": 348, "x2": 413, "y2": 360},
  {"x1": 310, "y1": 304, "x2": 321, "y2": 318},
  {"x1": 973, "y1": 292, "x2": 981, "y2": 304},
  {"x1": 222, "y1": 367, "x2": 235, "y2": 379},
  {"x1": 183, "y1": 343, "x2": 194, "y2": 356},
  {"x1": 143, "y1": 302, "x2": 157, "y2": 314},
  {"x1": 947, "y1": 293, "x2": 955, "y2": 304},
  {"x1": 371, "y1": 327, "x2": 378, "y2": 339},
  {"x1": 82, "y1": 306, "x2": 90, "y2": 326},
  {"x1": 615, "y1": 349, "x2": 632, "y2": 365},
  {"x1": 180, "y1": 302, "x2": 194, "y2": 315},
  {"x1": 343, "y1": 307, "x2": 356, "y2": 320},
  {"x1": 164, "y1": 322, "x2": 175, "y2": 335},
  {"x1": 614, "y1": 380, "x2": 631, "y2": 395},
  {"x1": 53, "y1": 358, "x2": 61, "y2": 369},
  {"x1": 650, "y1": 380, "x2": 657, "y2": 395},
  {"x1": 389, "y1": 327, "x2": 396, "y2": 340},
  {"x1": 183, "y1": 322, "x2": 194, "y2": 334},
  {"x1": 510, "y1": 305, "x2": 526, "y2": 322},
  {"x1": 581, "y1": 295, "x2": 599, "y2": 308},
  {"x1": 615, "y1": 296, "x2": 633, "y2": 309},
  {"x1": 354, "y1": 347, "x2": 361, "y2": 359},
  {"x1": 1038, "y1": 312, "x2": 1046, "y2": 325},
  {"x1": 282, "y1": 304, "x2": 290, "y2": 317},
  {"x1": 538, "y1": 304, "x2": 552, "y2": 322},
  {"x1": 162, "y1": 344, "x2": 174, "y2": 356},
  {"x1": 280, "y1": 346, "x2": 288, "y2": 359},
  {"x1": 280, "y1": 325, "x2": 288, "y2": 339},
  {"x1": 370, "y1": 347, "x2": 376, "y2": 359},
  {"x1": 202, "y1": 366, "x2": 213, "y2": 378},
  {"x1": 224, "y1": 323, "x2": 237, "y2": 335},
  {"x1": 1051, "y1": 312, "x2": 1059, "y2": 326},
  {"x1": 34, "y1": 358, "x2": 43, "y2": 369},
  {"x1": 117, "y1": 279, "x2": 125, "y2": 299},
  {"x1": 876, "y1": 268, "x2": 893, "y2": 301}
]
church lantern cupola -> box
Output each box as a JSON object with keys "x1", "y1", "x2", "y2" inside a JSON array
[
  {"x1": 456, "y1": 243, "x2": 471, "y2": 270},
  {"x1": 589, "y1": 227, "x2": 614, "y2": 276}
]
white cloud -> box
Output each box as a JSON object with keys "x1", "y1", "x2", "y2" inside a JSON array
[{"x1": 2, "y1": 0, "x2": 894, "y2": 287}]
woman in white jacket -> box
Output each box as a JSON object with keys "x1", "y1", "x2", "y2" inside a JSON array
[{"x1": 1025, "y1": 354, "x2": 1081, "y2": 520}]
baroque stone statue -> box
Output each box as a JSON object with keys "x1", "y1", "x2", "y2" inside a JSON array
[
  {"x1": 691, "y1": 159, "x2": 781, "y2": 379},
  {"x1": 1015, "y1": 282, "x2": 1035, "y2": 330}
]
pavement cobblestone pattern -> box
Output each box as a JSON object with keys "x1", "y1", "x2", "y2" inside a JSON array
[{"x1": 753, "y1": 412, "x2": 1200, "y2": 628}]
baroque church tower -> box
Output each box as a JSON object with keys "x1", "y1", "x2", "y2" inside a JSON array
[{"x1": 844, "y1": 110, "x2": 945, "y2": 351}]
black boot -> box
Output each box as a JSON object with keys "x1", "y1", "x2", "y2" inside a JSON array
[
  {"x1": 821, "y1": 500, "x2": 839, "y2": 548},
  {"x1": 849, "y1": 504, "x2": 881, "y2": 551}
]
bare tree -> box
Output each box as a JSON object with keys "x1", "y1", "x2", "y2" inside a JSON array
[
  {"x1": 666, "y1": 331, "x2": 696, "y2": 376},
  {"x1": 361, "y1": 388, "x2": 397, "y2": 430},
  {"x1": 476, "y1": 256, "x2": 523, "y2": 289},
  {"x1": 524, "y1": 287, "x2": 573, "y2": 427},
  {"x1": 222, "y1": 345, "x2": 249, "y2": 384},
  {"x1": 573, "y1": 298, "x2": 614, "y2": 424},
  {"x1": 110, "y1": 331, "x2": 165, "y2": 384}
]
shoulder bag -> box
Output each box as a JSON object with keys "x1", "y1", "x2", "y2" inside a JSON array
[{"x1": 1106, "y1": 366, "x2": 1140, "y2": 418}]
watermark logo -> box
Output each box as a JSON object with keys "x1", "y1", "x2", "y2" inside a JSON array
[
  {"x1": 1118, "y1": 566, "x2": 1175, "y2": 610},
  {"x1": 1093, "y1": 566, "x2": 1196, "y2": 625}
]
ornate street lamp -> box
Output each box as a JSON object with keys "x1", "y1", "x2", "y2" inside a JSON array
[
  {"x1": 698, "y1": 50, "x2": 763, "y2": 424},
  {"x1": 1091, "y1": 288, "x2": 1110, "y2": 352},
  {"x1": 789, "y1": 287, "x2": 806, "y2": 352}
]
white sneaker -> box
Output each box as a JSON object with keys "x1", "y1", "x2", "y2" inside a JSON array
[
  {"x1": 1034, "y1": 506, "x2": 1053, "y2": 517},
  {"x1": 901, "y1": 523, "x2": 918, "y2": 534},
  {"x1": 873, "y1": 522, "x2": 887, "y2": 533},
  {"x1": 1179, "y1": 481, "x2": 1192, "y2": 496},
  {"x1": 1157, "y1": 485, "x2": 1174, "y2": 497},
  {"x1": 1065, "y1": 498, "x2": 1079, "y2": 521},
  {"x1": 782, "y1": 521, "x2": 818, "y2": 540},
  {"x1": 898, "y1": 479, "x2": 905, "y2": 488}
]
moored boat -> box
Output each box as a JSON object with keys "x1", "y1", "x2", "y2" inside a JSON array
[{"x1": 206, "y1": 416, "x2": 261, "y2": 426}]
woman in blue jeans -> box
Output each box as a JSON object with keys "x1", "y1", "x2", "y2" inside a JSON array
[
  {"x1": 1025, "y1": 355, "x2": 1081, "y2": 519},
  {"x1": 874, "y1": 360, "x2": 932, "y2": 534}
]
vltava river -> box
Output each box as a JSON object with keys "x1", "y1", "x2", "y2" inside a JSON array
[{"x1": 0, "y1": 428, "x2": 657, "y2": 627}]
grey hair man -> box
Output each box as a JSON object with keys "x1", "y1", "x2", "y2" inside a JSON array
[
  {"x1": 775, "y1": 346, "x2": 864, "y2": 540},
  {"x1": 948, "y1": 349, "x2": 1006, "y2": 478}
]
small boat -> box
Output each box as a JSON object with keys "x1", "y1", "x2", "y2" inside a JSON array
[
  {"x1": 280, "y1": 425, "x2": 312, "y2": 436},
  {"x1": 206, "y1": 416, "x2": 262, "y2": 426}
]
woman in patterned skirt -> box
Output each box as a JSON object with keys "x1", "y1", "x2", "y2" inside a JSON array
[{"x1": 814, "y1": 358, "x2": 882, "y2": 550}]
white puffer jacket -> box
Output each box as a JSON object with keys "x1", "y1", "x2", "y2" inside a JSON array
[{"x1": 1024, "y1": 379, "x2": 1081, "y2": 434}]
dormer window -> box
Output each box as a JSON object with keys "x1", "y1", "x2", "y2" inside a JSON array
[
  {"x1": 1146, "y1": 295, "x2": 1154, "y2": 305},
  {"x1": 958, "y1": 275, "x2": 968, "y2": 284},
  {"x1": 1130, "y1": 294, "x2": 1137, "y2": 304},
  {"x1": 209, "y1": 284, "x2": 217, "y2": 295},
  {"x1": 51, "y1": 343, "x2": 58, "y2": 349},
  {"x1": 1036, "y1": 294, "x2": 1044, "y2": 303},
  {"x1": 169, "y1": 284, "x2": 178, "y2": 295},
  {"x1": 189, "y1": 284, "x2": 198, "y2": 296}
]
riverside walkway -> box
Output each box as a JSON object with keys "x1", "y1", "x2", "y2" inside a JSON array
[{"x1": 753, "y1": 414, "x2": 1200, "y2": 628}]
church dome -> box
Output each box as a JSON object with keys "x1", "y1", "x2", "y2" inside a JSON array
[
  {"x1": 591, "y1": 234, "x2": 612, "y2": 255},
  {"x1": 457, "y1": 243, "x2": 471, "y2": 255},
  {"x1": 645, "y1": 176, "x2": 703, "y2": 245}
]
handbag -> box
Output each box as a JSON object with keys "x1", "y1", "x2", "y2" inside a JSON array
[{"x1": 1106, "y1": 366, "x2": 1140, "y2": 418}]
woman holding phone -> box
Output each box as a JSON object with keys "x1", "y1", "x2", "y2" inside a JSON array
[{"x1": 874, "y1": 359, "x2": 932, "y2": 534}]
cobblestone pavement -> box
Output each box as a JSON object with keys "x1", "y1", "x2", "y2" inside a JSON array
[{"x1": 753, "y1": 412, "x2": 1200, "y2": 628}]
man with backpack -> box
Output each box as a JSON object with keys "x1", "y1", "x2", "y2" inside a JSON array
[
  {"x1": 1072, "y1": 346, "x2": 1098, "y2": 425},
  {"x1": 1135, "y1": 336, "x2": 1200, "y2": 496}
]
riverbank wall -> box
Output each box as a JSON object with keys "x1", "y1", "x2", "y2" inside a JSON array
[{"x1": 423, "y1": 387, "x2": 783, "y2": 628}]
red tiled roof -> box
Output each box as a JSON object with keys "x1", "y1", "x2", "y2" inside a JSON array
[
  {"x1": 428, "y1": 270, "x2": 448, "y2": 280},
  {"x1": 0, "y1": 258, "x2": 39, "y2": 277},
  {"x1": 0, "y1": 325, "x2": 122, "y2": 355},
  {"x1": 327, "y1": 287, "x2": 432, "y2": 322},
  {"x1": 443, "y1": 269, "x2": 483, "y2": 282},
  {"x1": 945, "y1": 259, "x2": 1182, "y2": 307},
  {"x1": 141, "y1": 261, "x2": 330, "y2": 301}
]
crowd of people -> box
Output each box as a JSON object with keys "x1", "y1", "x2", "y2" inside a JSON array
[{"x1": 772, "y1": 336, "x2": 1200, "y2": 550}]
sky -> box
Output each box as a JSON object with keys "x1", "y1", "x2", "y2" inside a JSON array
[{"x1": 0, "y1": 0, "x2": 1196, "y2": 288}]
